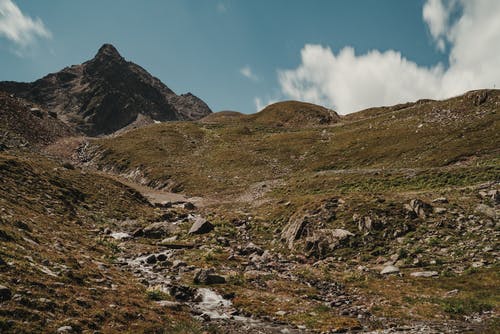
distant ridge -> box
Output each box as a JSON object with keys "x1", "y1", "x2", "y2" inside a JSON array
[{"x1": 199, "y1": 101, "x2": 340, "y2": 128}]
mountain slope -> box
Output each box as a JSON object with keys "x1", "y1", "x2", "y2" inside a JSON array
[
  {"x1": 0, "y1": 92, "x2": 76, "y2": 149},
  {"x1": 0, "y1": 152, "x2": 203, "y2": 333},
  {"x1": 0, "y1": 44, "x2": 212, "y2": 136},
  {"x1": 79, "y1": 89, "x2": 499, "y2": 197},
  {"x1": 1, "y1": 88, "x2": 498, "y2": 333},
  {"x1": 199, "y1": 101, "x2": 340, "y2": 128}
]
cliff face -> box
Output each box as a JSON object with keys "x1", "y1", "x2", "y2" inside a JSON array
[{"x1": 0, "y1": 44, "x2": 212, "y2": 136}]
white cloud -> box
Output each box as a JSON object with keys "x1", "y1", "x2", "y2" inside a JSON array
[
  {"x1": 276, "y1": 0, "x2": 500, "y2": 114},
  {"x1": 0, "y1": 0, "x2": 51, "y2": 48},
  {"x1": 254, "y1": 96, "x2": 278, "y2": 112},
  {"x1": 422, "y1": 0, "x2": 456, "y2": 52},
  {"x1": 240, "y1": 65, "x2": 258, "y2": 81}
]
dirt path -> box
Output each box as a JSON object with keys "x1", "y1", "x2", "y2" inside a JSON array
[{"x1": 102, "y1": 172, "x2": 207, "y2": 206}]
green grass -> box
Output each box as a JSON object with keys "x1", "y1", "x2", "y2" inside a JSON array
[{"x1": 88, "y1": 91, "x2": 499, "y2": 199}]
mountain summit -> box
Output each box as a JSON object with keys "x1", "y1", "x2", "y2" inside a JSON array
[{"x1": 0, "y1": 44, "x2": 212, "y2": 135}]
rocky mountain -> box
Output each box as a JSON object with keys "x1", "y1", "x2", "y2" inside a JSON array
[{"x1": 0, "y1": 44, "x2": 212, "y2": 136}]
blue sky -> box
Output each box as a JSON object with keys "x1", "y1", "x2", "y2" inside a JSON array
[{"x1": 1, "y1": 0, "x2": 498, "y2": 114}]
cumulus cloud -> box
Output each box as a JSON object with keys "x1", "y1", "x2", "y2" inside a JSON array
[
  {"x1": 240, "y1": 65, "x2": 258, "y2": 81},
  {"x1": 276, "y1": 0, "x2": 500, "y2": 114},
  {"x1": 254, "y1": 96, "x2": 278, "y2": 112},
  {"x1": 422, "y1": 0, "x2": 456, "y2": 51},
  {"x1": 0, "y1": 0, "x2": 51, "y2": 48}
]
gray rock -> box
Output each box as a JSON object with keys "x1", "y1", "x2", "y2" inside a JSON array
[
  {"x1": 434, "y1": 207, "x2": 447, "y2": 214},
  {"x1": 0, "y1": 285, "x2": 12, "y2": 301},
  {"x1": 56, "y1": 326, "x2": 73, "y2": 333},
  {"x1": 488, "y1": 189, "x2": 499, "y2": 204},
  {"x1": 131, "y1": 228, "x2": 144, "y2": 237},
  {"x1": 193, "y1": 268, "x2": 226, "y2": 284},
  {"x1": 156, "y1": 253, "x2": 168, "y2": 262},
  {"x1": 145, "y1": 254, "x2": 157, "y2": 264},
  {"x1": 168, "y1": 285, "x2": 196, "y2": 301},
  {"x1": 410, "y1": 271, "x2": 438, "y2": 277},
  {"x1": 432, "y1": 197, "x2": 448, "y2": 203},
  {"x1": 305, "y1": 229, "x2": 354, "y2": 258},
  {"x1": 380, "y1": 265, "x2": 400, "y2": 275},
  {"x1": 475, "y1": 204, "x2": 496, "y2": 219},
  {"x1": 143, "y1": 221, "x2": 178, "y2": 238},
  {"x1": 239, "y1": 242, "x2": 264, "y2": 256},
  {"x1": 280, "y1": 216, "x2": 311, "y2": 249},
  {"x1": 188, "y1": 217, "x2": 214, "y2": 234},
  {"x1": 472, "y1": 261, "x2": 485, "y2": 268},
  {"x1": 161, "y1": 236, "x2": 178, "y2": 243},
  {"x1": 356, "y1": 215, "x2": 374, "y2": 232},
  {"x1": 172, "y1": 260, "x2": 187, "y2": 269},
  {"x1": 183, "y1": 202, "x2": 196, "y2": 210},
  {"x1": 405, "y1": 199, "x2": 432, "y2": 219}
]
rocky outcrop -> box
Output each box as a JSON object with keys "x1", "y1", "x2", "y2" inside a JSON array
[
  {"x1": 188, "y1": 217, "x2": 214, "y2": 234},
  {"x1": 281, "y1": 216, "x2": 312, "y2": 249},
  {"x1": 142, "y1": 221, "x2": 179, "y2": 239},
  {"x1": 404, "y1": 199, "x2": 432, "y2": 219},
  {"x1": 304, "y1": 228, "x2": 355, "y2": 258},
  {"x1": 0, "y1": 44, "x2": 212, "y2": 136},
  {"x1": 193, "y1": 268, "x2": 226, "y2": 285}
]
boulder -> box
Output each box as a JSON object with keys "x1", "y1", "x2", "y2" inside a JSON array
[
  {"x1": 281, "y1": 216, "x2": 311, "y2": 249},
  {"x1": 56, "y1": 326, "x2": 73, "y2": 333},
  {"x1": 432, "y1": 197, "x2": 448, "y2": 204},
  {"x1": 131, "y1": 228, "x2": 144, "y2": 237},
  {"x1": 239, "y1": 242, "x2": 264, "y2": 256},
  {"x1": 380, "y1": 265, "x2": 400, "y2": 275},
  {"x1": 156, "y1": 253, "x2": 168, "y2": 262},
  {"x1": 145, "y1": 254, "x2": 157, "y2": 264},
  {"x1": 193, "y1": 268, "x2": 226, "y2": 284},
  {"x1": 475, "y1": 204, "x2": 496, "y2": 219},
  {"x1": 410, "y1": 271, "x2": 438, "y2": 278},
  {"x1": 143, "y1": 221, "x2": 178, "y2": 238},
  {"x1": 172, "y1": 260, "x2": 187, "y2": 269},
  {"x1": 188, "y1": 217, "x2": 214, "y2": 234},
  {"x1": 304, "y1": 229, "x2": 355, "y2": 258},
  {"x1": 168, "y1": 285, "x2": 196, "y2": 301},
  {"x1": 405, "y1": 199, "x2": 432, "y2": 219},
  {"x1": 0, "y1": 285, "x2": 12, "y2": 301},
  {"x1": 183, "y1": 202, "x2": 196, "y2": 210},
  {"x1": 434, "y1": 207, "x2": 447, "y2": 214}
]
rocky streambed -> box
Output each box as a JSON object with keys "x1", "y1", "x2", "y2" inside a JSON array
[{"x1": 113, "y1": 244, "x2": 308, "y2": 333}]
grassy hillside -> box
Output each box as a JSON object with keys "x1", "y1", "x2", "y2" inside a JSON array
[
  {"x1": 0, "y1": 152, "x2": 200, "y2": 333},
  {"x1": 84, "y1": 90, "x2": 499, "y2": 198},
  {"x1": 3, "y1": 90, "x2": 498, "y2": 333}
]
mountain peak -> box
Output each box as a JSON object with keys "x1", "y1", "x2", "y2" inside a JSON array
[
  {"x1": 0, "y1": 43, "x2": 212, "y2": 135},
  {"x1": 95, "y1": 43, "x2": 122, "y2": 60}
]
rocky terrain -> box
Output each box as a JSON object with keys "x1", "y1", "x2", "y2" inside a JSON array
[
  {"x1": 0, "y1": 92, "x2": 75, "y2": 149},
  {"x1": 0, "y1": 44, "x2": 212, "y2": 136},
  {"x1": 0, "y1": 48, "x2": 498, "y2": 333}
]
